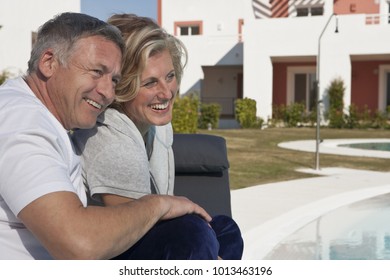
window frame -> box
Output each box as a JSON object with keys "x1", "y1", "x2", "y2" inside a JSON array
[{"x1": 174, "y1": 21, "x2": 203, "y2": 36}]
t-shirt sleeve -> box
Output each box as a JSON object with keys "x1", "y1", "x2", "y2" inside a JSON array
[
  {"x1": 83, "y1": 135, "x2": 151, "y2": 201},
  {"x1": 0, "y1": 109, "x2": 77, "y2": 216}
]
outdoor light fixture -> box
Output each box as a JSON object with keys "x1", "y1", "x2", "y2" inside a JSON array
[{"x1": 315, "y1": 13, "x2": 339, "y2": 170}]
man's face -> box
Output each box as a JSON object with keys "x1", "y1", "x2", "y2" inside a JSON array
[{"x1": 47, "y1": 36, "x2": 122, "y2": 130}]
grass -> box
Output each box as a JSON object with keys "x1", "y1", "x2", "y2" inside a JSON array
[{"x1": 200, "y1": 127, "x2": 390, "y2": 190}]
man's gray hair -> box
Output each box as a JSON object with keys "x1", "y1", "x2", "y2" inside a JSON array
[{"x1": 27, "y1": 12, "x2": 125, "y2": 73}]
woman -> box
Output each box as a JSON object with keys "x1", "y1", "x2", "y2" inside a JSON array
[{"x1": 72, "y1": 14, "x2": 243, "y2": 260}]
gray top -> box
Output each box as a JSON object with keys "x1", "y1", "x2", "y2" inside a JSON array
[{"x1": 72, "y1": 108, "x2": 174, "y2": 204}]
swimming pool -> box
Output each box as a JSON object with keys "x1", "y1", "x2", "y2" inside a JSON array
[
  {"x1": 339, "y1": 142, "x2": 390, "y2": 152},
  {"x1": 264, "y1": 193, "x2": 390, "y2": 260},
  {"x1": 237, "y1": 139, "x2": 390, "y2": 259},
  {"x1": 278, "y1": 138, "x2": 390, "y2": 158}
]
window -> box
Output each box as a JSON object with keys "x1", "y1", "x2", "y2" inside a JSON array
[
  {"x1": 174, "y1": 21, "x2": 202, "y2": 36},
  {"x1": 296, "y1": 6, "x2": 324, "y2": 17},
  {"x1": 287, "y1": 67, "x2": 317, "y2": 112},
  {"x1": 31, "y1": 31, "x2": 37, "y2": 47},
  {"x1": 386, "y1": 72, "x2": 390, "y2": 107},
  {"x1": 378, "y1": 65, "x2": 390, "y2": 112},
  {"x1": 311, "y1": 6, "x2": 324, "y2": 16},
  {"x1": 388, "y1": 2, "x2": 390, "y2": 23},
  {"x1": 294, "y1": 73, "x2": 317, "y2": 111},
  {"x1": 297, "y1": 8, "x2": 309, "y2": 17}
]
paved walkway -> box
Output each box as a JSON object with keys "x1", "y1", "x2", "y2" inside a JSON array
[{"x1": 230, "y1": 139, "x2": 390, "y2": 259}]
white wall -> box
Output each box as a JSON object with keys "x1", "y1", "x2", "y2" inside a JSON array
[
  {"x1": 160, "y1": 0, "x2": 250, "y2": 94},
  {"x1": 0, "y1": 0, "x2": 80, "y2": 76},
  {"x1": 244, "y1": 9, "x2": 390, "y2": 121},
  {"x1": 161, "y1": 0, "x2": 246, "y2": 36}
]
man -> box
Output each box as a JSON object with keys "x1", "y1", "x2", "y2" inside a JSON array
[{"x1": 0, "y1": 12, "x2": 216, "y2": 260}]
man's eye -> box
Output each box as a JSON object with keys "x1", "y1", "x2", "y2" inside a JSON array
[{"x1": 92, "y1": 69, "x2": 103, "y2": 77}]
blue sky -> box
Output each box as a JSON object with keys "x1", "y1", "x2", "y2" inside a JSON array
[{"x1": 81, "y1": 0, "x2": 157, "y2": 21}]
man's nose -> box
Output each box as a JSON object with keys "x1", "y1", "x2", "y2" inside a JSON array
[{"x1": 98, "y1": 76, "x2": 116, "y2": 103}]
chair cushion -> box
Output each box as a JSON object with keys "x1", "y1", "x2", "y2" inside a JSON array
[{"x1": 173, "y1": 134, "x2": 229, "y2": 173}]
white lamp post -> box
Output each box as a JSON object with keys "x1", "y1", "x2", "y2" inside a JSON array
[{"x1": 315, "y1": 13, "x2": 338, "y2": 170}]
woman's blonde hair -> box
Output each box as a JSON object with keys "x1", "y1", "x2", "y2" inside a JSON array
[{"x1": 107, "y1": 14, "x2": 187, "y2": 110}]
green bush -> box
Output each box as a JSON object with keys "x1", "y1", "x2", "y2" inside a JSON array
[
  {"x1": 272, "y1": 103, "x2": 312, "y2": 127},
  {"x1": 172, "y1": 94, "x2": 199, "y2": 133},
  {"x1": 359, "y1": 105, "x2": 372, "y2": 129},
  {"x1": 235, "y1": 98, "x2": 261, "y2": 128},
  {"x1": 345, "y1": 104, "x2": 359, "y2": 129},
  {"x1": 371, "y1": 110, "x2": 388, "y2": 129},
  {"x1": 327, "y1": 78, "x2": 346, "y2": 128},
  {"x1": 0, "y1": 70, "x2": 10, "y2": 85},
  {"x1": 198, "y1": 103, "x2": 221, "y2": 129},
  {"x1": 272, "y1": 104, "x2": 286, "y2": 122},
  {"x1": 305, "y1": 107, "x2": 317, "y2": 126},
  {"x1": 285, "y1": 102, "x2": 305, "y2": 127}
]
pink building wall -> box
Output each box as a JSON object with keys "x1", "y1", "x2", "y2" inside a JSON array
[{"x1": 334, "y1": 0, "x2": 380, "y2": 15}]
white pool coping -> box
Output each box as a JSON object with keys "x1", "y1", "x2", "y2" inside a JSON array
[
  {"x1": 230, "y1": 138, "x2": 390, "y2": 260},
  {"x1": 278, "y1": 138, "x2": 390, "y2": 158}
]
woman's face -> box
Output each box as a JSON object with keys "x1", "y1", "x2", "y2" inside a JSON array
[{"x1": 123, "y1": 49, "x2": 178, "y2": 130}]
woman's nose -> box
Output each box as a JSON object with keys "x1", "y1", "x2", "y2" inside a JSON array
[{"x1": 157, "y1": 81, "x2": 173, "y2": 99}]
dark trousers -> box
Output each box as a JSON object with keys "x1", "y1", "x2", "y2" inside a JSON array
[{"x1": 113, "y1": 214, "x2": 243, "y2": 260}]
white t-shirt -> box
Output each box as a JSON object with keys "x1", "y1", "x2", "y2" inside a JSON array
[{"x1": 0, "y1": 77, "x2": 87, "y2": 259}]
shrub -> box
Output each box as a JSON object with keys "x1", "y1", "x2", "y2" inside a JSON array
[
  {"x1": 285, "y1": 102, "x2": 305, "y2": 127},
  {"x1": 198, "y1": 103, "x2": 221, "y2": 129},
  {"x1": 0, "y1": 70, "x2": 10, "y2": 85},
  {"x1": 371, "y1": 110, "x2": 388, "y2": 129},
  {"x1": 235, "y1": 98, "x2": 261, "y2": 128},
  {"x1": 359, "y1": 105, "x2": 372, "y2": 129},
  {"x1": 172, "y1": 94, "x2": 199, "y2": 133},
  {"x1": 327, "y1": 78, "x2": 346, "y2": 128},
  {"x1": 345, "y1": 104, "x2": 359, "y2": 129},
  {"x1": 272, "y1": 103, "x2": 312, "y2": 127},
  {"x1": 272, "y1": 104, "x2": 286, "y2": 121},
  {"x1": 305, "y1": 108, "x2": 317, "y2": 127}
]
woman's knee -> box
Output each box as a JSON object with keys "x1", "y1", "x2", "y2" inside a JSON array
[
  {"x1": 210, "y1": 215, "x2": 244, "y2": 260},
  {"x1": 171, "y1": 214, "x2": 219, "y2": 258},
  {"x1": 114, "y1": 214, "x2": 219, "y2": 260}
]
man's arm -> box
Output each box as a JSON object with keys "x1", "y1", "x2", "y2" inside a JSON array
[{"x1": 18, "y1": 191, "x2": 211, "y2": 259}]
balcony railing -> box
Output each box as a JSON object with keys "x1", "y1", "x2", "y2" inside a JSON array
[{"x1": 365, "y1": 13, "x2": 390, "y2": 25}]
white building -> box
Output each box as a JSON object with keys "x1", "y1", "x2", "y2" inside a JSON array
[
  {"x1": 0, "y1": 0, "x2": 80, "y2": 76},
  {"x1": 158, "y1": 0, "x2": 390, "y2": 125},
  {"x1": 159, "y1": 0, "x2": 246, "y2": 125},
  {"x1": 3, "y1": 0, "x2": 389, "y2": 125}
]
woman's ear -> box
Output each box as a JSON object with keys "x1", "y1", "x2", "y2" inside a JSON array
[{"x1": 38, "y1": 49, "x2": 58, "y2": 78}]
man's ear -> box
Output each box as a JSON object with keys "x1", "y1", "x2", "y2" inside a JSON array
[{"x1": 38, "y1": 49, "x2": 58, "y2": 78}]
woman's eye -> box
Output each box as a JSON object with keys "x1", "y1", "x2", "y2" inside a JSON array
[
  {"x1": 112, "y1": 78, "x2": 120, "y2": 87},
  {"x1": 167, "y1": 72, "x2": 176, "y2": 82},
  {"x1": 142, "y1": 80, "x2": 157, "y2": 88}
]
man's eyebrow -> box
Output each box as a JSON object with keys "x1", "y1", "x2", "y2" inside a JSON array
[{"x1": 100, "y1": 64, "x2": 122, "y2": 80}]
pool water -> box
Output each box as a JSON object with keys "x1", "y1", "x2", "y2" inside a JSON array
[
  {"x1": 264, "y1": 193, "x2": 390, "y2": 260},
  {"x1": 339, "y1": 142, "x2": 390, "y2": 152}
]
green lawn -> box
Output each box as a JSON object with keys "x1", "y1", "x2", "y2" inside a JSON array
[{"x1": 200, "y1": 127, "x2": 390, "y2": 190}]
